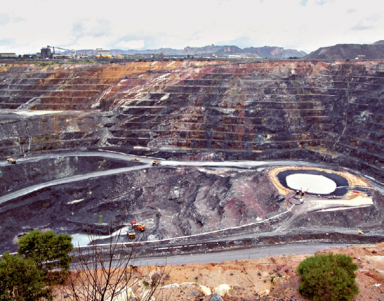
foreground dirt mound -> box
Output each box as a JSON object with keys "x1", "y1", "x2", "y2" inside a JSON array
[
  {"x1": 55, "y1": 243, "x2": 384, "y2": 300},
  {"x1": 157, "y1": 243, "x2": 384, "y2": 300},
  {"x1": 269, "y1": 243, "x2": 384, "y2": 301}
]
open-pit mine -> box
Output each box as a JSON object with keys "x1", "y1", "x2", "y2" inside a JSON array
[{"x1": 0, "y1": 60, "x2": 383, "y2": 257}]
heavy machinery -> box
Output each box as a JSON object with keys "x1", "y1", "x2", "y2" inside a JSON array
[
  {"x1": 128, "y1": 232, "x2": 136, "y2": 239},
  {"x1": 135, "y1": 225, "x2": 146, "y2": 232},
  {"x1": 295, "y1": 188, "x2": 308, "y2": 203},
  {"x1": 133, "y1": 158, "x2": 140, "y2": 162},
  {"x1": 6, "y1": 158, "x2": 16, "y2": 164},
  {"x1": 95, "y1": 54, "x2": 112, "y2": 59},
  {"x1": 151, "y1": 160, "x2": 161, "y2": 166},
  {"x1": 130, "y1": 221, "x2": 146, "y2": 232}
]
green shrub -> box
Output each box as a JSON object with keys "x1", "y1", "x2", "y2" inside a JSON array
[
  {"x1": 1, "y1": 229, "x2": 73, "y2": 300},
  {"x1": 0, "y1": 252, "x2": 51, "y2": 300},
  {"x1": 98, "y1": 214, "x2": 104, "y2": 224},
  {"x1": 296, "y1": 252, "x2": 359, "y2": 301},
  {"x1": 17, "y1": 229, "x2": 73, "y2": 279}
]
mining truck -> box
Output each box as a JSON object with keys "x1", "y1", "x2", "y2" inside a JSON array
[
  {"x1": 7, "y1": 158, "x2": 16, "y2": 164},
  {"x1": 151, "y1": 160, "x2": 161, "y2": 166},
  {"x1": 134, "y1": 224, "x2": 146, "y2": 232},
  {"x1": 130, "y1": 221, "x2": 146, "y2": 232}
]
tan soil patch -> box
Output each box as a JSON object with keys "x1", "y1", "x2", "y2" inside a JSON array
[{"x1": 56, "y1": 243, "x2": 384, "y2": 300}]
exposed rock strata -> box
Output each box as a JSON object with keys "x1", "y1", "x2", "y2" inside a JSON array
[
  {"x1": 0, "y1": 165, "x2": 281, "y2": 252},
  {"x1": 0, "y1": 60, "x2": 383, "y2": 253},
  {"x1": 0, "y1": 60, "x2": 383, "y2": 181}
]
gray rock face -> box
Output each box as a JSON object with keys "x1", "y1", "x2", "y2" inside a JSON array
[
  {"x1": 0, "y1": 162, "x2": 282, "y2": 252},
  {"x1": 305, "y1": 43, "x2": 384, "y2": 60},
  {"x1": 210, "y1": 293, "x2": 224, "y2": 301},
  {"x1": 0, "y1": 61, "x2": 383, "y2": 182},
  {"x1": 0, "y1": 60, "x2": 383, "y2": 254}
]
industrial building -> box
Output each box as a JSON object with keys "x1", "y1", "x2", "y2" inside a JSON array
[
  {"x1": 0, "y1": 53, "x2": 17, "y2": 58},
  {"x1": 40, "y1": 47, "x2": 52, "y2": 59},
  {"x1": 96, "y1": 48, "x2": 111, "y2": 57}
]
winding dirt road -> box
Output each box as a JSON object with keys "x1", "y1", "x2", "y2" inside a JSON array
[{"x1": 1, "y1": 150, "x2": 383, "y2": 263}]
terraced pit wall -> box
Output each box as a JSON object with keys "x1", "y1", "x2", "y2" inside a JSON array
[{"x1": 0, "y1": 60, "x2": 383, "y2": 180}]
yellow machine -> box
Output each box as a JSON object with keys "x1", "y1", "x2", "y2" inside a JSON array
[
  {"x1": 7, "y1": 158, "x2": 16, "y2": 164},
  {"x1": 151, "y1": 160, "x2": 161, "y2": 166},
  {"x1": 130, "y1": 221, "x2": 146, "y2": 232},
  {"x1": 134, "y1": 224, "x2": 146, "y2": 232}
]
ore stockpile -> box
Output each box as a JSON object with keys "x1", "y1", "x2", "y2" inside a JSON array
[{"x1": 0, "y1": 60, "x2": 383, "y2": 253}]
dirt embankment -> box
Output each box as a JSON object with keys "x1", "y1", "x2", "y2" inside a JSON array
[
  {"x1": 154, "y1": 243, "x2": 384, "y2": 300},
  {"x1": 57, "y1": 243, "x2": 384, "y2": 300}
]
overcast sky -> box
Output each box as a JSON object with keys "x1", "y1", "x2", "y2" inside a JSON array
[{"x1": 0, "y1": 0, "x2": 382, "y2": 54}]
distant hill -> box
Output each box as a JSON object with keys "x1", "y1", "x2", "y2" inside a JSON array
[
  {"x1": 242, "y1": 46, "x2": 307, "y2": 58},
  {"x1": 305, "y1": 42, "x2": 384, "y2": 60},
  {"x1": 182, "y1": 45, "x2": 306, "y2": 58},
  {"x1": 102, "y1": 45, "x2": 307, "y2": 58}
]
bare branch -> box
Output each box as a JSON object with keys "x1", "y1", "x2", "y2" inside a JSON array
[{"x1": 61, "y1": 213, "x2": 169, "y2": 301}]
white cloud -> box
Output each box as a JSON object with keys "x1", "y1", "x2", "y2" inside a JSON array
[
  {"x1": 0, "y1": 13, "x2": 11, "y2": 26},
  {"x1": 71, "y1": 19, "x2": 111, "y2": 40},
  {"x1": 0, "y1": 0, "x2": 383, "y2": 54},
  {"x1": 0, "y1": 13, "x2": 23, "y2": 26},
  {"x1": 300, "y1": 0, "x2": 335, "y2": 6},
  {"x1": 315, "y1": 0, "x2": 335, "y2": 5},
  {"x1": 115, "y1": 40, "x2": 145, "y2": 50},
  {"x1": 351, "y1": 15, "x2": 381, "y2": 31}
]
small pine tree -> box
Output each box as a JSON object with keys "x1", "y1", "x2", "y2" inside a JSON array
[
  {"x1": 296, "y1": 252, "x2": 359, "y2": 301},
  {"x1": 0, "y1": 229, "x2": 73, "y2": 300},
  {"x1": 0, "y1": 252, "x2": 51, "y2": 301},
  {"x1": 18, "y1": 229, "x2": 73, "y2": 285}
]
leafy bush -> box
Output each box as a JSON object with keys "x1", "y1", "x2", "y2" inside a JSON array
[
  {"x1": 18, "y1": 229, "x2": 73, "y2": 284},
  {"x1": 296, "y1": 252, "x2": 359, "y2": 301},
  {"x1": 0, "y1": 229, "x2": 73, "y2": 300},
  {"x1": 0, "y1": 252, "x2": 51, "y2": 300}
]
